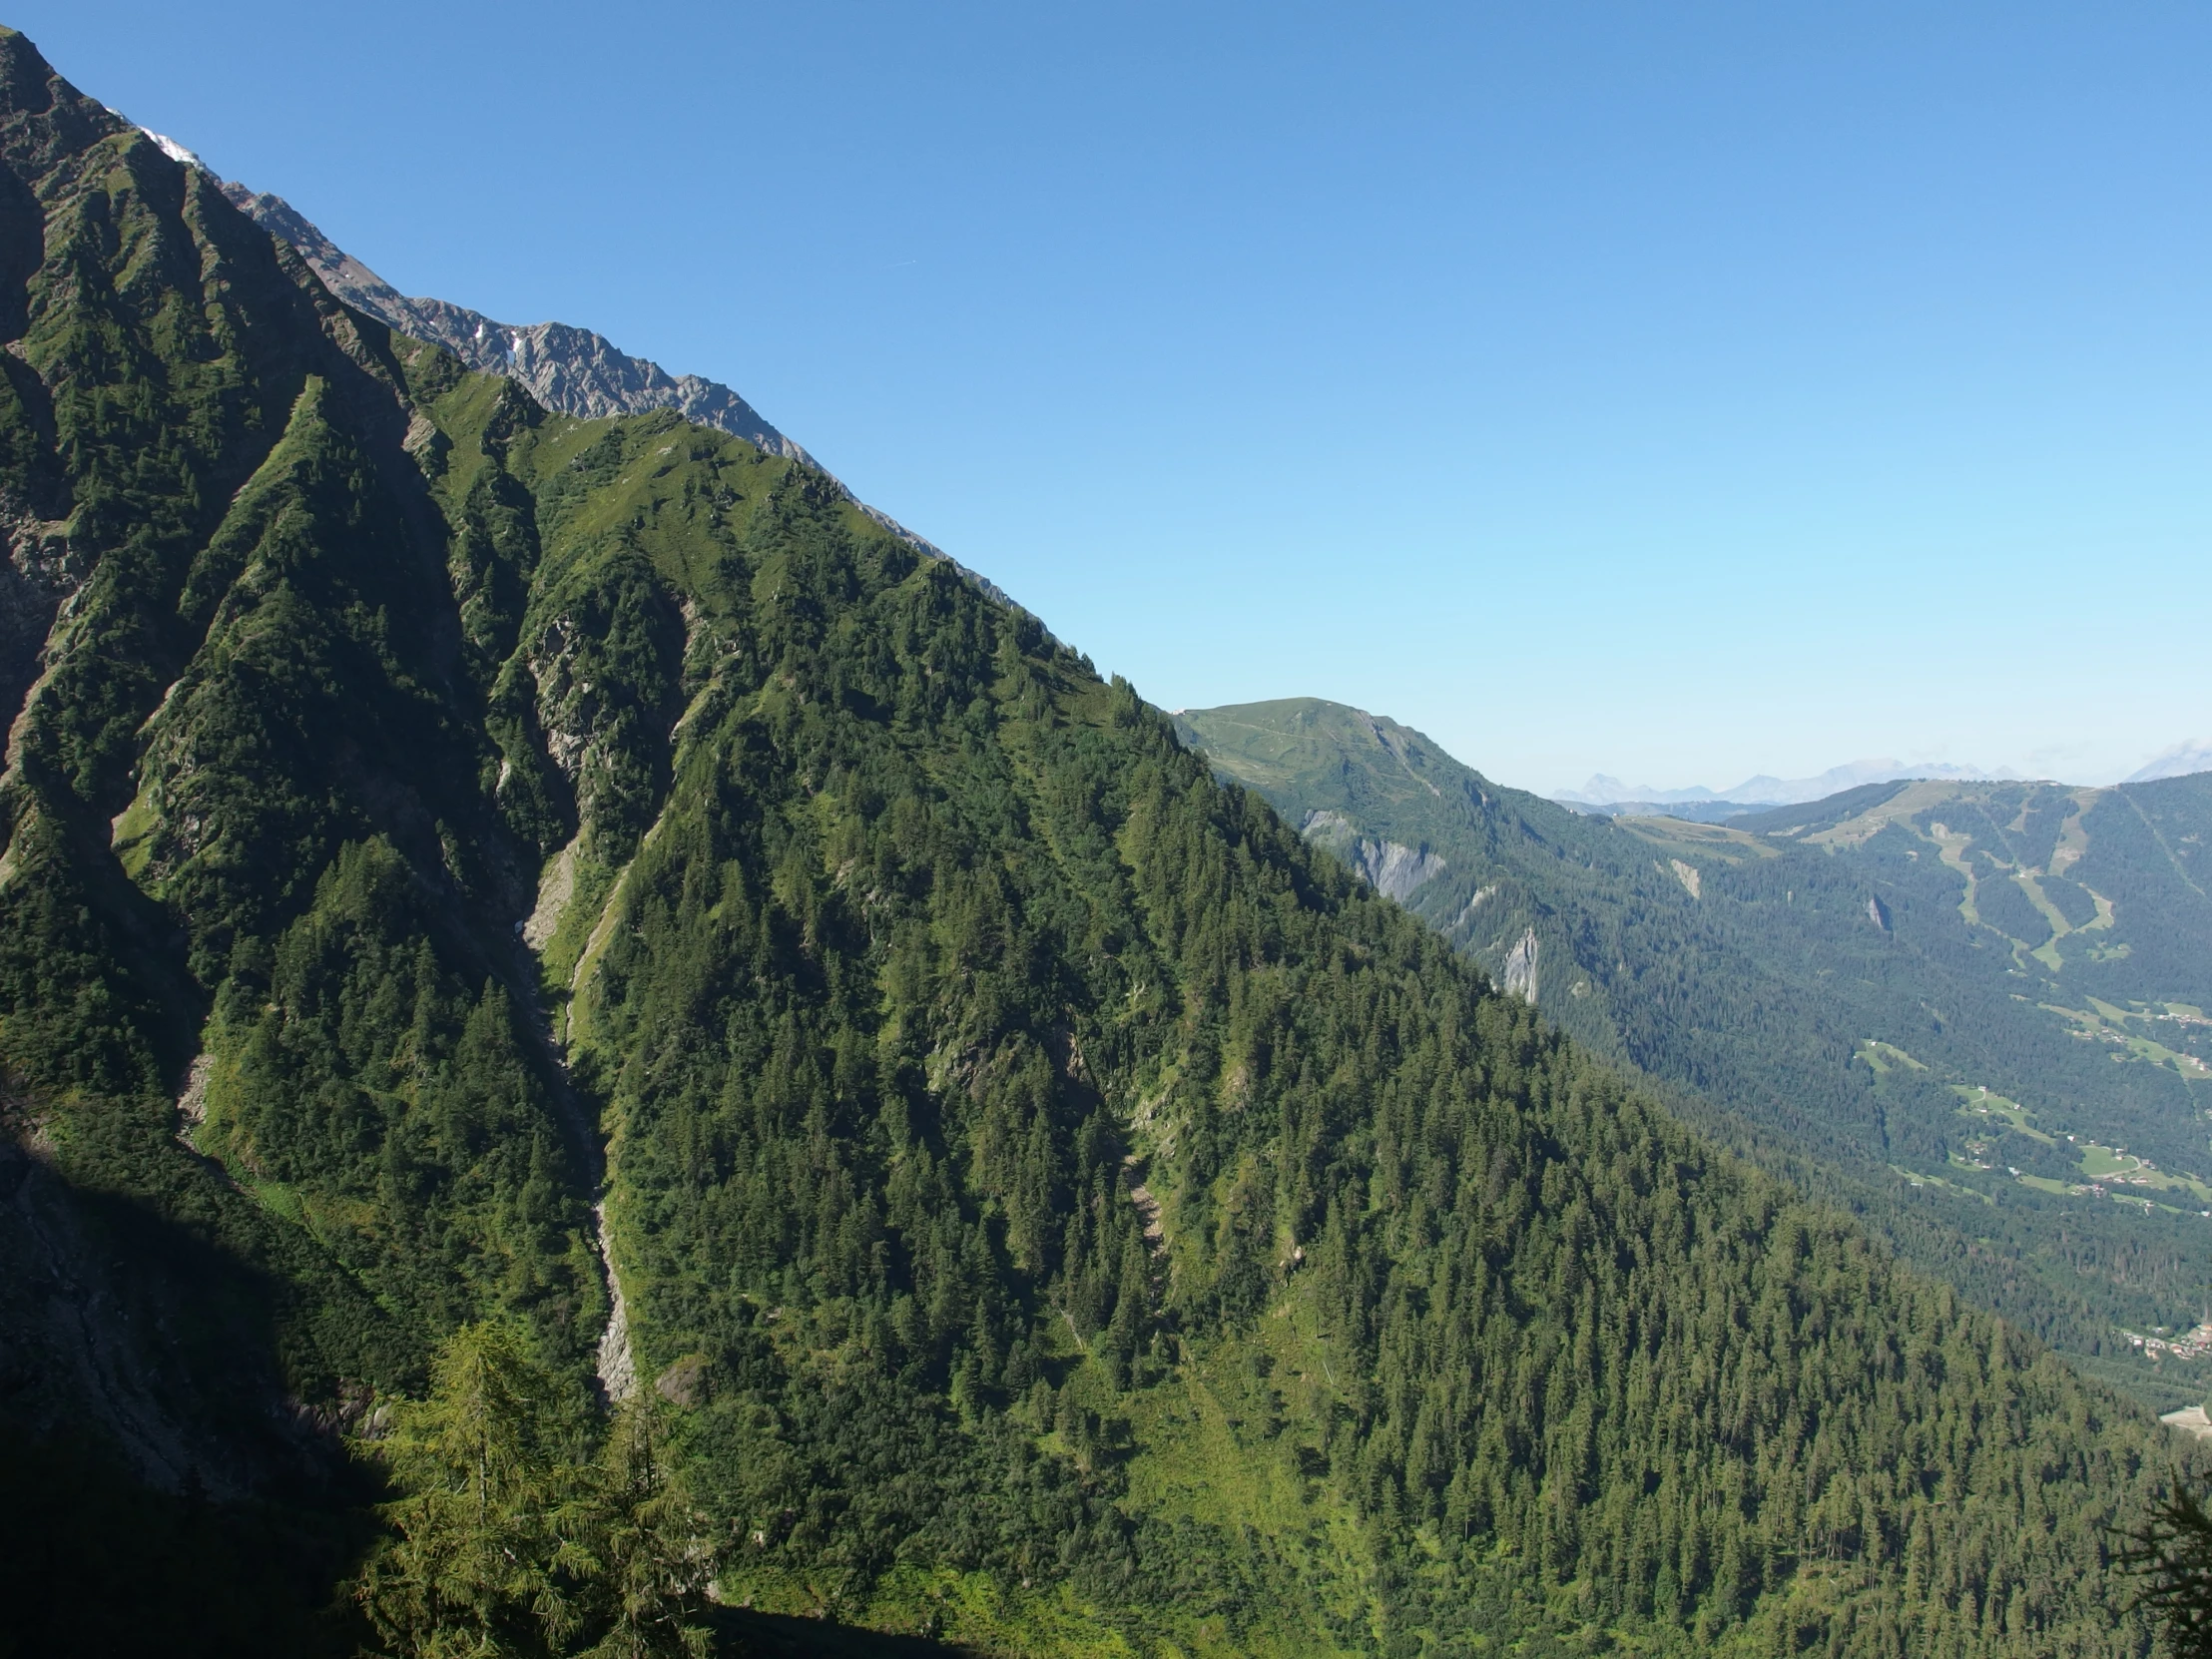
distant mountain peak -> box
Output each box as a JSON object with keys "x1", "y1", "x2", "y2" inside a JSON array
[
  {"x1": 2127, "y1": 739, "x2": 2212, "y2": 784},
  {"x1": 1556, "y1": 756, "x2": 2022, "y2": 810}
]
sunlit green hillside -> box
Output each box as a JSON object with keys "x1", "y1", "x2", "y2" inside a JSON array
[
  {"x1": 1178, "y1": 699, "x2": 2212, "y2": 1402},
  {"x1": 0, "y1": 28, "x2": 2195, "y2": 1657}
]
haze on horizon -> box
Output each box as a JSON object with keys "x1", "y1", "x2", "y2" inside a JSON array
[{"x1": 29, "y1": 0, "x2": 2208, "y2": 800}]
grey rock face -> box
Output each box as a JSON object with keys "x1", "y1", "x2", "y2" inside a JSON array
[
  {"x1": 1501, "y1": 927, "x2": 1539, "y2": 1004},
  {"x1": 1299, "y1": 809, "x2": 1358, "y2": 856},
  {"x1": 0, "y1": 492, "x2": 84, "y2": 738},
  {"x1": 1297, "y1": 811, "x2": 1445, "y2": 902},
  {"x1": 216, "y1": 183, "x2": 814, "y2": 466},
  {"x1": 138, "y1": 132, "x2": 1036, "y2": 650},
  {"x1": 206, "y1": 178, "x2": 1038, "y2": 614},
  {"x1": 1358, "y1": 839, "x2": 1446, "y2": 902}
]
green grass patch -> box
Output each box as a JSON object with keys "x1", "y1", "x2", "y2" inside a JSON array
[
  {"x1": 1950, "y1": 1084, "x2": 2053, "y2": 1143},
  {"x1": 1889, "y1": 1164, "x2": 1992, "y2": 1202},
  {"x1": 1858, "y1": 1039, "x2": 1926, "y2": 1075},
  {"x1": 2078, "y1": 1144, "x2": 2143, "y2": 1181}
]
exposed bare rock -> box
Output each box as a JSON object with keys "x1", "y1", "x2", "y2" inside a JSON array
[
  {"x1": 174, "y1": 1054, "x2": 212, "y2": 1137},
  {"x1": 0, "y1": 492, "x2": 82, "y2": 737},
  {"x1": 1455, "y1": 885, "x2": 1497, "y2": 927},
  {"x1": 1867, "y1": 894, "x2": 1892, "y2": 932},
  {"x1": 524, "y1": 835, "x2": 581, "y2": 951},
  {"x1": 216, "y1": 183, "x2": 812, "y2": 466},
  {"x1": 1501, "y1": 927, "x2": 1539, "y2": 1004},
  {"x1": 528, "y1": 618, "x2": 599, "y2": 786},
  {"x1": 195, "y1": 177, "x2": 1043, "y2": 620},
  {"x1": 1299, "y1": 808, "x2": 1356, "y2": 845},
  {"x1": 1360, "y1": 838, "x2": 1446, "y2": 901},
  {"x1": 1297, "y1": 811, "x2": 1445, "y2": 901},
  {"x1": 1669, "y1": 858, "x2": 1701, "y2": 899},
  {"x1": 593, "y1": 1200, "x2": 637, "y2": 1403},
  {"x1": 1121, "y1": 1155, "x2": 1166, "y2": 1256},
  {"x1": 655, "y1": 1354, "x2": 707, "y2": 1407}
]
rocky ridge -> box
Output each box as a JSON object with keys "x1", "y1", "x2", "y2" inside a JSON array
[
  {"x1": 215, "y1": 183, "x2": 813, "y2": 463},
  {"x1": 130, "y1": 128, "x2": 1013, "y2": 606}
]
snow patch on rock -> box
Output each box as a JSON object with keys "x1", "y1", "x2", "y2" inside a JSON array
[{"x1": 137, "y1": 128, "x2": 205, "y2": 170}]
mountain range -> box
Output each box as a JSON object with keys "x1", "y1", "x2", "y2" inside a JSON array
[
  {"x1": 1556, "y1": 758, "x2": 2024, "y2": 811},
  {"x1": 2128, "y1": 738, "x2": 2212, "y2": 784},
  {"x1": 1559, "y1": 737, "x2": 2212, "y2": 813},
  {"x1": 0, "y1": 27, "x2": 2198, "y2": 1657},
  {"x1": 1178, "y1": 697, "x2": 2212, "y2": 1406}
]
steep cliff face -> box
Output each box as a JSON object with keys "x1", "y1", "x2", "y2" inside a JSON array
[
  {"x1": 1297, "y1": 809, "x2": 1445, "y2": 900},
  {"x1": 1500, "y1": 924, "x2": 1539, "y2": 1003}
]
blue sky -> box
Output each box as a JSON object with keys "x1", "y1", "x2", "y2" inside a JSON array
[{"x1": 29, "y1": 1, "x2": 2209, "y2": 794}]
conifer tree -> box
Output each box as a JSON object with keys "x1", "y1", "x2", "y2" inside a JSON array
[
  {"x1": 355, "y1": 1324, "x2": 579, "y2": 1659},
  {"x1": 562, "y1": 1399, "x2": 718, "y2": 1659},
  {"x1": 2119, "y1": 1483, "x2": 2212, "y2": 1658}
]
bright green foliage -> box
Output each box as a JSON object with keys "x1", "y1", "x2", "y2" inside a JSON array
[
  {"x1": 540, "y1": 492, "x2": 2176, "y2": 1652},
  {"x1": 0, "y1": 25, "x2": 2199, "y2": 1659},
  {"x1": 211, "y1": 839, "x2": 597, "y2": 1348},
  {"x1": 355, "y1": 1323, "x2": 715, "y2": 1659},
  {"x1": 359, "y1": 1323, "x2": 587, "y2": 1658},
  {"x1": 564, "y1": 1402, "x2": 717, "y2": 1659}
]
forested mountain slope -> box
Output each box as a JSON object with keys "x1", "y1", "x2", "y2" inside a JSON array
[
  {"x1": 1176, "y1": 699, "x2": 2212, "y2": 1403},
  {"x1": 0, "y1": 28, "x2": 2192, "y2": 1656}
]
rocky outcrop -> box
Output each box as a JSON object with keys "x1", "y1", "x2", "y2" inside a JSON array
[
  {"x1": 1359, "y1": 838, "x2": 1447, "y2": 901},
  {"x1": 1299, "y1": 808, "x2": 1357, "y2": 849},
  {"x1": 0, "y1": 492, "x2": 83, "y2": 738},
  {"x1": 1296, "y1": 811, "x2": 1445, "y2": 902},
  {"x1": 1501, "y1": 927, "x2": 1539, "y2": 1004},
  {"x1": 197, "y1": 174, "x2": 1038, "y2": 619},
  {"x1": 216, "y1": 183, "x2": 813, "y2": 466},
  {"x1": 592, "y1": 1200, "x2": 637, "y2": 1403},
  {"x1": 1669, "y1": 858, "x2": 1701, "y2": 899}
]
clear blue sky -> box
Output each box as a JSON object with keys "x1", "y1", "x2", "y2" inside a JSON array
[{"x1": 25, "y1": 1, "x2": 2209, "y2": 793}]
